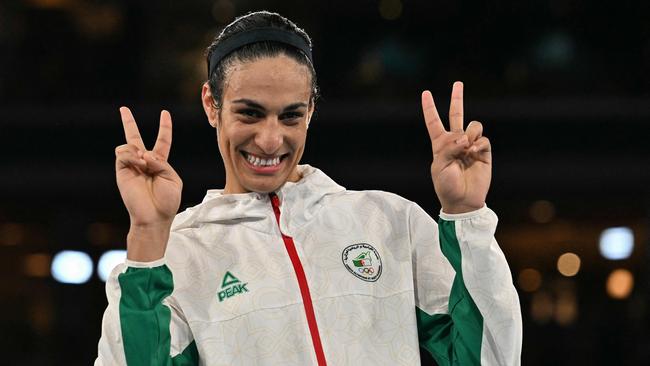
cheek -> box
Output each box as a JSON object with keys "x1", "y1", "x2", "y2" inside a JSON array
[
  {"x1": 219, "y1": 122, "x2": 249, "y2": 153},
  {"x1": 294, "y1": 127, "x2": 308, "y2": 149}
]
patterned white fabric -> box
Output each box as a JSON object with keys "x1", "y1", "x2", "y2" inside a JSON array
[{"x1": 96, "y1": 164, "x2": 521, "y2": 365}]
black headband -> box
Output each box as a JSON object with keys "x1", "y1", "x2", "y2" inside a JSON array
[{"x1": 208, "y1": 27, "x2": 313, "y2": 78}]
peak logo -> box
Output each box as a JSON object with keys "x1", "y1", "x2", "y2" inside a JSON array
[{"x1": 217, "y1": 271, "x2": 249, "y2": 302}]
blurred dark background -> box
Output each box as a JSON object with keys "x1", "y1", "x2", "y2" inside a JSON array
[{"x1": 1, "y1": 0, "x2": 649, "y2": 365}]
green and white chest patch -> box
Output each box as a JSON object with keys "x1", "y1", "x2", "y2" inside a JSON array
[
  {"x1": 217, "y1": 271, "x2": 249, "y2": 302},
  {"x1": 342, "y1": 243, "x2": 382, "y2": 282}
]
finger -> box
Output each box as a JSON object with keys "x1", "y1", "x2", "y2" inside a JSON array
[
  {"x1": 142, "y1": 151, "x2": 181, "y2": 183},
  {"x1": 115, "y1": 143, "x2": 144, "y2": 157},
  {"x1": 421, "y1": 90, "x2": 445, "y2": 140},
  {"x1": 449, "y1": 81, "x2": 464, "y2": 133},
  {"x1": 120, "y1": 107, "x2": 146, "y2": 150},
  {"x1": 116, "y1": 151, "x2": 147, "y2": 170},
  {"x1": 153, "y1": 110, "x2": 173, "y2": 160},
  {"x1": 465, "y1": 120, "x2": 483, "y2": 143},
  {"x1": 434, "y1": 133, "x2": 470, "y2": 162},
  {"x1": 470, "y1": 136, "x2": 491, "y2": 154}
]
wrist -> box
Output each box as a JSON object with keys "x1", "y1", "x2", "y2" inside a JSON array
[
  {"x1": 129, "y1": 220, "x2": 173, "y2": 232},
  {"x1": 126, "y1": 221, "x2": 172, "y2": 262},
  {"x1": 441, "y1": 203, "x2": 485, "y2": 214}
]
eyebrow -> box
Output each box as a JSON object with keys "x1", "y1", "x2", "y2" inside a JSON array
[{"x1": 232, "y1": 98, "x2": 308, "y2": 111}]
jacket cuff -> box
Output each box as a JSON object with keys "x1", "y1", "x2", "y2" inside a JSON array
[
  {"x1": 125, "y1": 257, "x2": 166, "y2": 268},
  {"x1": 439, "y1": 204, "x2": 489, "y2": 221}
]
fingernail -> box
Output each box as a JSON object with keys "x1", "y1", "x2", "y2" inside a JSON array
[{"x1": 471, "y1": 146, "x2": 478, "y2": 152}]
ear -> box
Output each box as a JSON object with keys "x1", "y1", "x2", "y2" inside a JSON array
[{"x1": 201, "y1": 83, "x2": 220, "y2": 129}]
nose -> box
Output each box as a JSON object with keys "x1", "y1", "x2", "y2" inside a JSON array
[{"x1": 255, "y1": 117, "x2": 283, "y2": 155}]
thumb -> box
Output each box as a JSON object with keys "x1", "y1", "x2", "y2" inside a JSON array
[
  {"x1": 435, "y1": 134, "x2": 469, "y2": 162},
  {"x1": 142, "y1": 151, "x2": 180, "y2": 183}
]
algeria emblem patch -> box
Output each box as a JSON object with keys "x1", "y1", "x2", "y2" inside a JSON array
[{"x1": 342, "y1": 243, "x2": 382, "y2": 282}]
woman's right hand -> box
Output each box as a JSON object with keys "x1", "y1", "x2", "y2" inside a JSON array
[{"x1": 115, "y1": 107, "x2": 183, "y2": 260}]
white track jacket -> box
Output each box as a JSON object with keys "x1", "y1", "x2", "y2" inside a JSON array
[{"x1": 96, "y1": 165, "x2": 522, "y2": 366}]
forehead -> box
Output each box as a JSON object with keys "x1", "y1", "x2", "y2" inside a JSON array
[{"x1": 223, "y1": 55, "x2": 311, "y2": 107}]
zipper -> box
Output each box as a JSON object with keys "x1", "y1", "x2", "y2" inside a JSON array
[{"x1": 269, "y1": 193, "x2": 327, "y2": 366}]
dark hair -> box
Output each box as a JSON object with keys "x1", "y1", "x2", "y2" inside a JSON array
[{"x1": 205, "y1": 11, "x2": 319, "y2": 110}]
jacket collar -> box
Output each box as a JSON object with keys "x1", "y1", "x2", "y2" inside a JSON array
[{"x1": 171, "y1": 165, "x2": 345, "y2": 231}]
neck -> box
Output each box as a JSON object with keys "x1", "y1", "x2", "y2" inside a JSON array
[{"x1": 222, "y1": 166, "x2": 303, "y2": 194}]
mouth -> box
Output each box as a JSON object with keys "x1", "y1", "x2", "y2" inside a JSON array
[{"x1": 240, "y1": 150, "x2": 290, "y2": 173}]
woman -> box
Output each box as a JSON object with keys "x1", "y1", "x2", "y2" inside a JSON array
[{"x1": 96, "y1": 11, "x2": 522, "y2": 366}]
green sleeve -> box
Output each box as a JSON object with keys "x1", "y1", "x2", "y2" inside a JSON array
[
  {"x1": 118, "y1": 265, "x2": 199, "y2": 366},
  {"x1": 416, "y1": 219, "x2": 483, "y2": 366}
]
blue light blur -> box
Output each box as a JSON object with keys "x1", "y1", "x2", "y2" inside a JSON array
[
  {"x1": 97, "y1": 250, "x2": 127, "y2": 282},
  {"x1": 51, "y1": 250, "x2": 94, "y2": 284},
  {"x1": 599, "y1": 227, "x2": 634, "y2": 260}
]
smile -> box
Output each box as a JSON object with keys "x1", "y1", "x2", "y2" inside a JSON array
[{"x1": 241, "y1": 151, "x2": 289, "y2": 168}]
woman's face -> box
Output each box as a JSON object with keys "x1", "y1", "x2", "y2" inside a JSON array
[{"x1": 202, "y1": 54, "x2": 314, "y2": 194}]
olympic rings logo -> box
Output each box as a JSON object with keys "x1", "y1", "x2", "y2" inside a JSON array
[{"x1": 358, "y1": 267, "x2": 374, "y2": 274}]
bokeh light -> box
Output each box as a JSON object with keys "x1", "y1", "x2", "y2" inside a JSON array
[
  {"x1": 555, "y1": 290, "x2": 578, "y2": 326},
  {"x1": 378, "y1": 0, "x2": 402, "y2": 20},
  {"x1": 534, "y1": 31, "x2": 575, "y2": 69},
  {"x1": 98, "y1": 250, "x2": 127, "y2": 282},
  {"x1": 557, "y1": 252, "x2": 581, "y2": 277},
  {"x1": 518, "y1": 268, "x2": 542, "y2": 292},
  {"x1": 599, "y1": 227, "x2": 634, "y2": 260},
  {"x1": 24, "y1": 253, "x2": 51, "y2": 278},
  {"x1": 0, "y1": 222, "x2": 25, "y2": 246},
  {"x1": 51, "y1": 251, "x2": 93, "y2": 284},
  {"x1": 529, "y1": 200, "x2": 555, "y2": 223},
  {"x1": 87, "y1": 222, "x2": 114, "y2": 246},
  {"x1": 606, "y1": 269, "x2": 634, "y2": 299},
  {"x1": 212, "y1": 0, "x2": 235, "y2": 24},
  {"x1": 531, "y1": 291, "x2": 554, "y2": 324}
]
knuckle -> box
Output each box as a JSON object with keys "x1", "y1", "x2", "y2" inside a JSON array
[
  {"x1": 116, "y1": 144, "x2": 139, "y2": 154},
  {"x1": 115, "y1": 155, "x2": 130, "y2": 164},
  {"x1": 116, "y1": 149, "x2": 133, "y2": 158}
]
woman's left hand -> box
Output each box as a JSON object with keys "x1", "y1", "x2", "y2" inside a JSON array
[{"x1": 421, "y1": 81, "x2": 491, "y2": 214}]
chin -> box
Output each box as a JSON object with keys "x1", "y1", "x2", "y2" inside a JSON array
[
  {"x1": 232, "y1": 151, "x2": 299, "y2": 193},
  {"x1": 243, "y1": 177, "x2": 287, "y2": 193}
]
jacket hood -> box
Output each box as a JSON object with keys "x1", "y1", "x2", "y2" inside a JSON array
[{"x1": 171, "y1": 165, "x2": 345, "y2": 232}]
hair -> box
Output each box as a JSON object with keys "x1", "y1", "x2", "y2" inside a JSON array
[{"x1": 205, "y1": 11, "x2": 319, "y2": 110}]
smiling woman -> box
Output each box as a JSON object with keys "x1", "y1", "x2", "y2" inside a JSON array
[
  {"x1": 96, "y1": 10, "x2": 522, "y2": 366},
  {"x1": 203, "y1": 54, "x2": 312, "y2": 193},
  {"x1": 201, "y1": 11, "x2": 317, "y2": 194}
]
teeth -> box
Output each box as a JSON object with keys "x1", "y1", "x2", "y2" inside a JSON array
[{"x1": 245, "y1": 152, "x2": 283, "y2": 167}]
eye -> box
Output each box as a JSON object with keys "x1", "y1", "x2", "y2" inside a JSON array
[
  {"x1": 238, "y1": 109, "x2": 264, "y2": 119},
  {"x1": 280, "y1": 112, "x2": 304, "y2": 122}
]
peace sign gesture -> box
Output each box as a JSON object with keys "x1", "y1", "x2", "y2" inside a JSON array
[
  {"x1": 115, "y1": 107, "x2": 183, "y2": 231},
  {"x1": 421, "y1": 82, "x2": 491, "y2": 214}
]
